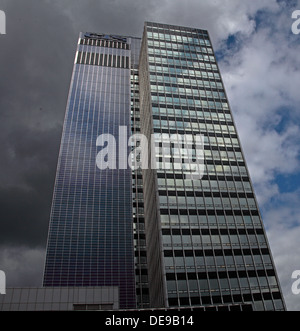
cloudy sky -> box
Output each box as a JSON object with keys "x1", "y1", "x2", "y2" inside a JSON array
[{"x1": 0, "y1": 0, "x2": 300, "y2": 310}]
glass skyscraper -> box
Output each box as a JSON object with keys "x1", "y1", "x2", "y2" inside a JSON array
[
  {"x1": 43, "y1": 22, "x2": 285, "y2": 311},
  {"x1": 43, "y1": 32, "x2": 138, "y2": 309},
  {"x1": 138, "y1": 22, "x2": 286, "y2": 311}
]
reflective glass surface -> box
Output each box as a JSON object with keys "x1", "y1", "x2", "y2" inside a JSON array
[
  {"x1": 43, "y1": 34, "x2": 136, "y2": 309},
  {"x1": 139, "y1": 22, "x2": 285, "y2": 311}
]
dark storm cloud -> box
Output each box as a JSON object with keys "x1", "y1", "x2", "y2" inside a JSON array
[
  {"x1": 0, "y1": 125, "x2": 62, "y2": 247},
  {"x1": 0, "y1": 0, "x2": 76, "y2": 251},
  {"x1": 0, "y1": 0, "x2": 163, "y2": 247},
  {"x1": 49, "y1": 0, "x2": 161, "y2": 36}
]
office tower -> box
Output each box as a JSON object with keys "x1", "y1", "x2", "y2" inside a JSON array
[
  {"x1": 138, "y1": 22, "x2": 285, "y2": 311},
  {"x1": 43, "y1": 22, "x2": 285, "y2": 312},
  {"x1": 43, "y1": 32, "x2": 138, "y2": 309}
]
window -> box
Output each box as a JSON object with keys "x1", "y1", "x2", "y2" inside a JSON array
[
  {"x1": 185, "y1": 256, "x2": 195, "y2": 267},
  {"x1": 167, "y1": 280, "x2": 177, "y2": 292},
  {"x1": 175, "y1": 256, "x2": 185, "y2": 267},
  {"x1": 220, "y1": 278, "x2": 229, "y2": 290},
  {"x1": 239, "y1": 277, "x2": 249, "y2": 288},
  {"x1": 173, "y1": 235, "x2": 181, "y2": 245},
  {"x1": 177, "y1": 280, "x2": 188, "y2": 292},
  {"x1": 199, "y1": 279, "x2": 209, "y2": 291},
  {"x1": 165, "y1": 257, "x2": 174, "y2": 267},
  {"x1": 163, "y1": 236, "x2": 171, "y2": 245},
  {"x1": 73, "y1": 304, "x2": 113, "y2": 311},
  {"x1": 182, "y1": 235, "x2": 191, "y2": 245}
]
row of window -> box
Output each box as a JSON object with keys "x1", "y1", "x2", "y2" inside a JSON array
[
  {"x1": 160, "y1": 213, "x2": 261, "y2": 227},
  {"x1": 149, "y1": 65, "x2": 220, "y2": 79},
  {"x1": 154, "y1": 149, "x2": 240, "y2": 163},
  {"x1": 46, "y1": 232, "x2": 134, "y2": 241},
  {"x1": 153, "y1": 119, "x2": 234, "y2": 134},
  {"x1": 156, "y1": 169, "x2": 248, "y2": 181},
  {"x1": 164, "y1": 254, "x2": 270, "y2": 269},
  {"x1": 146, "y1": 25, "x2": 209, "y2": 38},
  {"x1": 148, "y1": 46, "x2": 216, "y2": 63},
  {"x1": 152, "y1": 96, "x2": 226, "y2": 110},
  {"x1": 150, "y1": 168, "x2": 248, "y2": 178},
  {"x1": 73, "y1": 304, "x2": 114, "y2": 311},
  {"x1": 158, "y1": 194, "x2": 255, "y2": 207},
  {"x1": 79, "y1": 37, "x2": 130, "y2": 50},
  {"x1": 166, "y1": 269, "x2": 277, "y2": 281},
  {"x1": 150, "y1": 74, "x2": 224, "y2": 89},
  {"x1": 153, "y1": 113, "x2": 235, "y2": 131},
  {"x1": 152, "y1": 134, "x2": 238, "y2": 151},
  {"x1": 154, "y1": 155, "x2": 244, "y2": 167},
  {"x1": 44, "y1": 255, "x2": 134, "y2": 263},
  {"x1": 149, "y1": 55, "x2": 218, "y2": 70},
  {"x1": 50, "y1": 204, "x2": 133, "y2": 213},
  {"x1": 168, "y1": 295, "x2": 283, "y2": 311},
  {"x1": 53, "y1": 178, "x2": 132, "y2": 187},
  {"x1": 148, "y1": 41, "x2": 213, "y2": 56},
  {"x1": 152, "y1": 164, "x2": 247, "y2": 179},
  {"x1": 162, "y1": 227, "x2": 265, "y2": 237},
  {"x1": 157, "y1": 184, "x2": 254, "y2": 199},
  {"x1": 73, "y1": 66, "x2": 130, "y2": 79},
  {"x1": 162, "y1": 234, "x2": 265, "y2": 247},
  {"x1": 152, "y1": 98, "x2": 226, "y2": 111},
  {"x1": 164, "y1": 247, "x2": 270, "y2": 257},
  {"x1": 166, "y1": 276, "x2": 278, "y2": 295},
  {"x1": 148, "y1": 41, "x2": 213, "y2": 57},
  {"x1": 153, "y1": 133, "x2": 238, "y2": 149},
  {"x1": 147, "y1": 31, "x2": 210, "y2": 45},
  {"x1": 76, "y1": 51, "x2": 130, "y2": 69},
  {"x1": 152, "y1": 107, "x2": 233, "y2": 123},
  {"x1": 151, "y1": 84, "x2": 225, "y2": 98},
  {"x1": 157, "y1": 177, "x2": 250, "y2": 189}
]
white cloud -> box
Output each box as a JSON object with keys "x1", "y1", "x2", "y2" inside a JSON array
[
  {"x1": 218, "y1": 13, "x2": 300, "y2": 200},
  {"x1": 212, "y1": 6, "x2": 300, "y2": 311},
  {"x1": 263, "y1": 190, "x2": 300, "y2": 311},
  {"x1": 152, "y1": 0, "x2": 280, "y2": 45}
]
